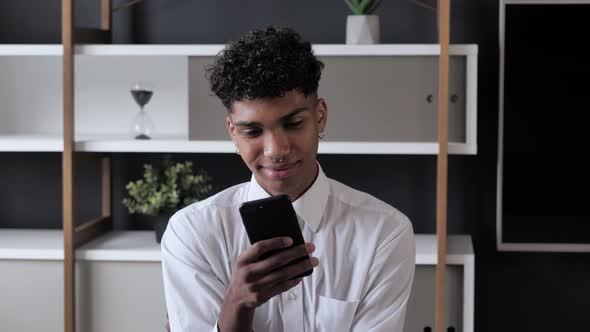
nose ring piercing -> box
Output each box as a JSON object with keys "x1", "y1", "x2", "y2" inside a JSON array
[{"x1": 271, "y1": 155, "x2": 286, "y2": 163}]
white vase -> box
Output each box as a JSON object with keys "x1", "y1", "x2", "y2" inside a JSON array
[{"x1": 346, "y1": 15, "x2": 380, "y2": 44}]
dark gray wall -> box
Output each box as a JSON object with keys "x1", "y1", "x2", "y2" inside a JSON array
[{"x1": 1, "y1": 1, "x2": 590, "y2": 331}]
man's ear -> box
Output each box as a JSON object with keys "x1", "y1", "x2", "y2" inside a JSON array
[
  {"x1": 316, "y1": 98, "x2": 328, "y2": 133},
  {"x1": 226, "y1": 115, "x2": 235, "y2": 138}
]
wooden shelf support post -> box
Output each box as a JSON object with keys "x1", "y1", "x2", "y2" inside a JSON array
[
  {"x1": 436, "y1": 0, "x2": 451, "y2": 332},
  {"x1": 62, "y1": 0, "x2": 75, "y2": 331},
  {"x1": 62, "y1": 1, "x2": 113, "y2": 331}
]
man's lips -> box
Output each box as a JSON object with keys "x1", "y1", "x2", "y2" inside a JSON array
[
  {"x1": 265, "y1": 162, "x2": 295, "y2": 171},
  {"x1": 260, "y1": 161, "x2": 299, "y2": 179}
]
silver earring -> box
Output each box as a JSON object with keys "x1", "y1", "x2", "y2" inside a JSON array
[
  {"x1": 318, "y1": 131, "x2": 325, "y2": 139},
  {"x1": 235, "y1": 147, "x2": 240, "y2": 155}
]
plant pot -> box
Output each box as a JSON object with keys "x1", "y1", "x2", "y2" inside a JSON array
[
  {"x1": 346, "y1": 15, "x2": 380, "y2": 44},
  {"x1": 133, "y1": 212, "x2": 174, "y2": 243},
  {"x1": 153, "y1": 215, "x2": 170, "y2": 244}
]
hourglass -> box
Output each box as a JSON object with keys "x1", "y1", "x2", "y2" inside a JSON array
[{"x1": 130, "y1": 82, "x2": 155, "y2": 139}]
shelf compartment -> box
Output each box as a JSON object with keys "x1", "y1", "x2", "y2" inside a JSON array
[
  {"x1": 188, "y1": 49, "x2": 478, "y2": 154},
  {"x1": 1, "y1": 44, "x2": 477, "y2": 155}
]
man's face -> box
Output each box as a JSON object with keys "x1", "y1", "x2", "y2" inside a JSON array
[{"x1": 227, "y1": 90, "x2": 328, "y2": 201}]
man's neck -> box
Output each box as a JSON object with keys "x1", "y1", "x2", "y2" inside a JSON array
[{"x1": 290, "y1": 162, "x2": 319, "y2": 202}]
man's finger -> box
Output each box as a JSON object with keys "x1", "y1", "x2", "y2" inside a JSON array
[
  {"x1": 249, "y1": 243, "x2": 313, "y2": 276},
  {"x1": 252, "y1": 256, "x2": 318, "y2": 288},
  {"x1": 265, "y1": 277, "x2": 303, "y2": 299},
  {"x1": 238, "y1": 237, "x2": 293, "y2": 264}
]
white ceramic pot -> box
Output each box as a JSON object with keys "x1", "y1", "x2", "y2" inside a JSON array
[{"x1": 346, "y1": 15, "x2": 380, "y2": 44}]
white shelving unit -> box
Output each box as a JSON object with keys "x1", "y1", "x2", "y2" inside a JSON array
[{"x1": 1, "y1": 43, "x2": 477, "y2": 331}]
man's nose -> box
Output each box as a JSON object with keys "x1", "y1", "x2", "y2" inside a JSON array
[{"x1": 264, "y1": 131, "x2": 291, "y2": 160}]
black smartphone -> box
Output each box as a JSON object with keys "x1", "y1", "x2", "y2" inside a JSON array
[{"x1": 239, "y1": 194, "x2": 313, "y2": 278}]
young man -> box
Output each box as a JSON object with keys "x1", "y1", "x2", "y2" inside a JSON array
[{"x1": 161, "y1": 26, "x2": 415, "y2": 332}]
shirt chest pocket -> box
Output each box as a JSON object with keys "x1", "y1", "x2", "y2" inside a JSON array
[{"x1": 315, "y1": 295, "x2": 359, "y2": 332}]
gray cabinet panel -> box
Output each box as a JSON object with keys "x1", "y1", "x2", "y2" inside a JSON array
[
  {"x1": 188, "y1": 56, "x2": 230, "y2": 141},
  {"x1": 188, "y1": 56, "x2": 467, "y2": 143},
  {"x1": 405, "y1": 265, "x2": 463, "y2": 332},
  {"x1": 76, "y1": 261, "x2": 167, "y2": 332},
  {"x1": 318, "y1": 56, "x2": 466, "y2": 143},
  {"x1": 0, "y1": 260, "x2": 168, "y2": 332},
  {"x1": 0, "y1": 260, "x2": 64, "y2": 332},
  {"x1": 0, "y1": 57, "x2": 62, "y2": 135}
]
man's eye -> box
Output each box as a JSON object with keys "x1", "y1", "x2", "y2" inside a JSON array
[
  {"x1": 284, "y1": 120, "x2": 303, "y2": 129},
  {"x1": 243, "y1": 129, "x2": 262, "y2": 137}
]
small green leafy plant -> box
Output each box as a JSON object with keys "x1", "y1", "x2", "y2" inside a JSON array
[
  {"x1": 123, "y1": 161, "x2": 212, "y2": 216},
  {"x1": 345, "y1": 0, "x2": 383, "y2": 15}
]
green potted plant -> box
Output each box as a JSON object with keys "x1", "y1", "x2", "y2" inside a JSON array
[
  {"x1": 123, "y1": 160, "x2": 212, "y2": 243},
  {"x1": 345, "y1": 0, "x2": 383, "y2": 44}
]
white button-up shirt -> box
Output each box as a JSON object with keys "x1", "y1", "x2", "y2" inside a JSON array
[{"x1": 162, "y1": 165, "x2": 415, "y2": 332}]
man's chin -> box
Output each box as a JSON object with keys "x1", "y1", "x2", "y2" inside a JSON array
[{"x1": 256, "y1": 176, "x2": 297, "y2": 198}]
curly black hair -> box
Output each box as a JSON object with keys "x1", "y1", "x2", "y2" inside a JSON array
[{"x1": 206, "y1": 26, "x2": 325, "y2": 110}]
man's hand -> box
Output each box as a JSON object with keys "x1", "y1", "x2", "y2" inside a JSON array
[{"x1": 218, "y1": 237, "x2": 319, "y2": 332}]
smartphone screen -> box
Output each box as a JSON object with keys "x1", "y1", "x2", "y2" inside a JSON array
[{"x1": 239, "y1": 195, "x2": 312, "y2": 278}]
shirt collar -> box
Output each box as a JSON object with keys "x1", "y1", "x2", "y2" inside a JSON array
[{"x1": 246, "y1": 163, "x2": 329, "y2": 233}]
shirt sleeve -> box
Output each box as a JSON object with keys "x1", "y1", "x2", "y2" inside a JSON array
[
  {"x1": 161, "y1": 212, "x2": 226, "y2": 332},
  {"x1": 351, "y1": 217, "x2": 416, "y2": 332}
]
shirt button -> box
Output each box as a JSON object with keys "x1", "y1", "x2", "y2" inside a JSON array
[{"x1": 288, "y1": 291, "x2": 297, "y2": 301}]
